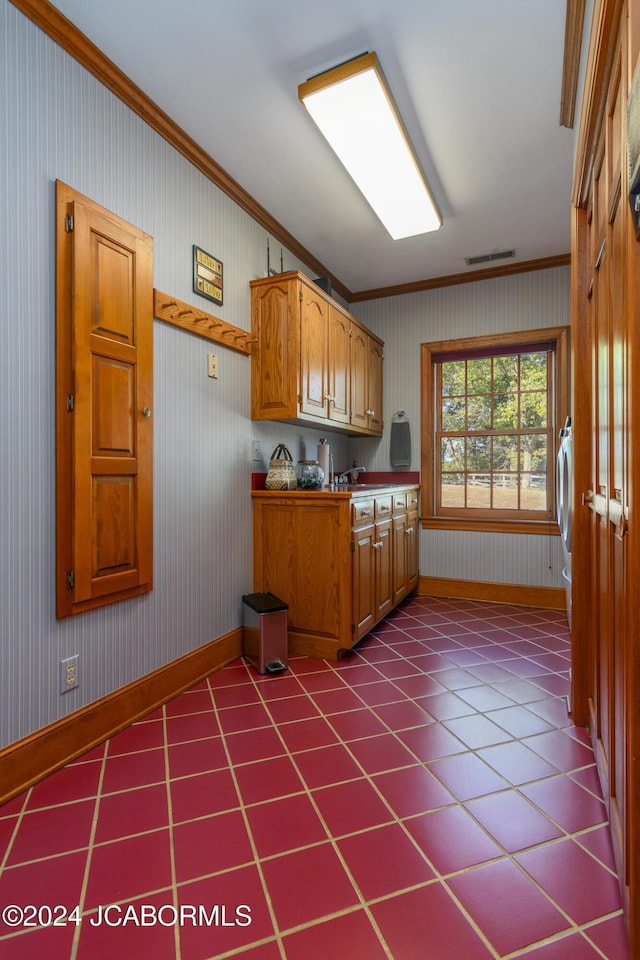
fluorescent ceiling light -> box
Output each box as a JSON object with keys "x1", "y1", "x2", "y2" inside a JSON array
[{"x1": 299, "y1": 52, "x2": 442, "y2": 240}]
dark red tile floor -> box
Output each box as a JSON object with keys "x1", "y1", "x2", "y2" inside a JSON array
[{"x1": 0, "y1": 596, "x2": 630, "y2": 959}]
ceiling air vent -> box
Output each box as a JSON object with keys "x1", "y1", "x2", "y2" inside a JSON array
[{"x1": 465, "y1": 249, "x2": 516, "y2": 266}]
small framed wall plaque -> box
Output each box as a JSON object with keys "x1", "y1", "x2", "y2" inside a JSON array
[{"x1": 193, "y1": 245, "x2": 223, "y2": 306}]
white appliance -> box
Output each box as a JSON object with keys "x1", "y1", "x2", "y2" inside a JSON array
[{"x1": 556, "y1": 417, "x2": 573, "y2": 629}]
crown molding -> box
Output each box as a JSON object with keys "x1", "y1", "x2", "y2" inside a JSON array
[{"x1": 350, "y1": 254, "x2": 571, "y2": 303}]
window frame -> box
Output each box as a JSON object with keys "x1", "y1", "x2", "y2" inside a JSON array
[{"x1": 420, "y1": 326, "x2": 570, "y2": 535}]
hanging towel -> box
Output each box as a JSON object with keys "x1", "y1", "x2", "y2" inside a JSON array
[{"x1": 390, "y1": 413, "x2": 411, "y2": 467}]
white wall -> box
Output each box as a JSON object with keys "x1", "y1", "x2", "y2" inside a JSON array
[{"x1": 353, "y1": 268, "x2": 570, "y2": 589}]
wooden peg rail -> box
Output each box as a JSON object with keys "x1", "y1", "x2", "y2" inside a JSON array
[{"x1": 153, "y1": 290, "x2": 254, "y2": 356}]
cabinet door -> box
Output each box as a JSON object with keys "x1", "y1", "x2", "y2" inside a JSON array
[
  {"x1": 353, "y1": 523, "x2": 376, "y2": 640},
  {"x1": 406, "y1": 510, "x2": 419, "y2": 592},
  {"x1": 350, "y1": 323, "x2": 369, "y2": 431},
  {"x1": 392, "y1": 515, "x2": 408, "y2": 605},
  {"x1": 56, "y1": 182, "x2": 153, "y2": 618},
  {"x1": 328, "y1": 307, "x2": 350, "y2": 424},
  {"x1": 367, "y1": 336, "x2": 384, "y2": 435},
  {"x1": 375, "y1": 518, "x2": 393, "y2": 621},
  {"x1": 300, "y1": 284, "x2": 329, "y2": 419},
  {"x1": 251, "y1": 276, "x2": 299, "y2": 420}
]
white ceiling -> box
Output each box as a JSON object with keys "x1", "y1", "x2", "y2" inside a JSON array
[{"x1": 49, "y1": 0, "x2": 578, "y2": 296}]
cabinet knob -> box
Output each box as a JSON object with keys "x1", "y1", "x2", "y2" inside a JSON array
[
  {"x1": 366, "y1": 409, "x2": 375, "y2": 417},
  {"x1": 142, "y1": 407, "x2": 151, "y2": 418}
]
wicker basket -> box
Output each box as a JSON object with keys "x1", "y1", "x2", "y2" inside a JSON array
[{"x1": 265, "y1": 444, "x2": 298, "y2": 490}]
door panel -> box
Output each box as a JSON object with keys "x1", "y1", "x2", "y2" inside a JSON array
[
  {"x1": 375, "y1": 519, "x2": 393, "y2": 621},
  {"x1": 92, "y1": 354, "x2": 135, "y2": 455},
  {"x1": 367, "y1": 337, "x2": 384, "y2": 434},
  {"x1": 300, "y1": 287, "x2": 329, "y2": 419},
  {"x1": 353, "y1": 525, "x2": 375, "y2": 639},
  {"x1": 56, "y1": 181, "x2": 153, "y2": 616},
  {"x1": 587, "y1": 28, "x2": 628, "y2": 890},
  {"x1": 328, "y1": 307, "x2": 350, "y2": 424},
  {"x1": 607, "y1": 51, "x2": 628, "y2": 874},
  {"x1": 350, "y1": 325, "x2": 368, "y2": 431}
]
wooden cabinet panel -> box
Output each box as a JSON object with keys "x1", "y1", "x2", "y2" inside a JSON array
[
  {"x1": 367, "y1": 335, "x2": 384, "y2": 434},
  {"x1": 251, "y1": 275, "x2": 300, "y2": 420},
  {"x1": 350, "y1": 320, "x2": 384, "y2": 435},
  {"x1": 328, "y1": 307, "x2": 351, "y2": 424},
  {"x1": 353, "y1": 523, "x2": 376, "y2": 639},
  {"x1": 406, "y1": 510, "x2": 419, "y2": 593},
  {"x1": 374, "y1": 517, "x2": 393, "y2": 621},
  {"x1": 392, "y1": 515, "x2": 408, "y2": 605},
  {"x1": 56, "y1": 181, "x2": 153, "y2": 617},
  {"x1": 300, "y1": 286, "x2": 329, "y2": 419},
  {"x1": 350, "y1": 323, "x2": 369, "y2": 431},
  {"x1": 253, "y1": 497, "x2": 350, "y2": 658}
]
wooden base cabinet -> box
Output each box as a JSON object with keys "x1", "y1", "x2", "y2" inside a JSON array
[
  {"x1": 252, "y1": 486, "x2": 418, "y2": 659},
  {"x1": 352, "y1": 496, "x2": 394, "y2": 643},
  {"x1": 250, "y1": 271, "x2": 383, "y2": 437},
  {"x1": 392, "y1": 490, "x2": 419, "y2": 605}
]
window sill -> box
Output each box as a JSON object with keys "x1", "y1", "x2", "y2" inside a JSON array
[{"x1": 420, "y1": 516, "x2": 560, "y2": 536}]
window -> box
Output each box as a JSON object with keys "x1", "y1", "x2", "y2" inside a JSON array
[{"x1": 420, "y1": 327, "x2": 570, "y2": 534}]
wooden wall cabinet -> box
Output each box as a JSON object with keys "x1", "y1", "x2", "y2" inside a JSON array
[
  {"x1": 252, "y1": 485, "x2": 418, "y2": 659},
  {"x1": 250, "y1": 271, "x2": 383, "y2": 436},
  {"x1": 349, "y1": 321, "x2": 383, "y2": 434}
]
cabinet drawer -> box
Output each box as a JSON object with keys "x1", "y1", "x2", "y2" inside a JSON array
[
  {"x1": 352, "y1": 499, "x2": 375, "y2": 527},
  {"x1": 374, "y1": 495, "x2": 392, "y2": 519},
  {"x1": 392, "y1": 492, "x2": 407, "y2": 515},
  {"x1": 407, "y1": 490, "x2": 419, "y2": 511}
]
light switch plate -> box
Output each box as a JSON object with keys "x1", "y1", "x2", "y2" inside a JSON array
[{"x1": 207, "y1": 353, "x2": 218, "y2": 378}]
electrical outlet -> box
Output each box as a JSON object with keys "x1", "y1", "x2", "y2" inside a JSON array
[
  {"x1": 207, "y1": 353, "x2": 218, "y2": 378},
  {"x1": 60, "y1": 655, "x2": 79, "y2": 695},
  {"x1": 251, "y1": 440, "x2": 261, "y2": 462}
]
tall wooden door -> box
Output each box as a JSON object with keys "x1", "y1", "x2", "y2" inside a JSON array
[
  {"x1": 586, "y1": 23, "x2": 629, "y2": 890},
  {"x1": 56, "y1": 181, "x2": 153, "y2": 617},
  {"x1": 573, "y1": 0, "x2": 640, "y2": 945}
]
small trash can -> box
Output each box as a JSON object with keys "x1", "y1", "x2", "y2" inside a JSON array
[{"x1": 242, "y1": 592, "x2": 288, "y2": 675}]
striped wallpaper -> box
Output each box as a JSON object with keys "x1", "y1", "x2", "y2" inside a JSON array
[{"x1": 354, "y1": 268, "x2": 571, "y2": 588}]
